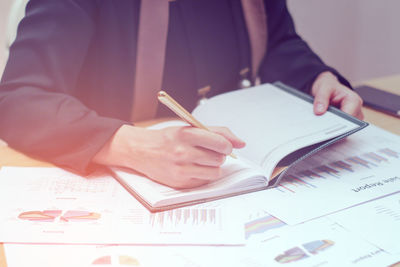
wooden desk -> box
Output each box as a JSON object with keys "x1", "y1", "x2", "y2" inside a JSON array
[
  {"x1": 361, "y1": 74, "x2": 400, "y2": 135},
  {"x1": 0, "y1": 76, "x2": 399, "y2": 266}
]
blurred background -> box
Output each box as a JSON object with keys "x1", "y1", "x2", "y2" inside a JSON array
[{"x1": 0, "y1": 0, "x2": 399, "y2": 84}]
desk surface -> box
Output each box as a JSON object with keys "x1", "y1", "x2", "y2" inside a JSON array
[
  {"x1": 361, "y1": 74, "x2": 400, "y2": 135},
  {"x1": 0, "y1": 75, "x2": 399, "y2": 266}
]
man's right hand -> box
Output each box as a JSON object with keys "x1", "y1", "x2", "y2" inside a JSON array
[{"x1": 93, "y1": 124, "x2": 245, "y2": 189}]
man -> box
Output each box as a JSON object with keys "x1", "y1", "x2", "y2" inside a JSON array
[{"x1": 0, "y1": 0, "x2": 363, "y2": 188}]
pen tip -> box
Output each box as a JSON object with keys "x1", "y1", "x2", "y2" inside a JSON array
[{"x1": 158, "y1": 91, "x2": 167, "y2": 97}]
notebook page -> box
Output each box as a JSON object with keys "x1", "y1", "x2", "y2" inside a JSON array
[{"x1": 192, "y1": 83, "x2": 361, "y2": 179}]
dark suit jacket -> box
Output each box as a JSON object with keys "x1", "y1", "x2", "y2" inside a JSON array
[{"x1": 0, "y1": 0, "x2": 350, "y2": 173}]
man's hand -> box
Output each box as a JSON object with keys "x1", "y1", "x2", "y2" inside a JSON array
[
  {"x1": 93, "y1": 124, "x2": 245, "y2": 189},
  {"x1": 311, "y1": 71, "x2": 364, "y2": 119}
]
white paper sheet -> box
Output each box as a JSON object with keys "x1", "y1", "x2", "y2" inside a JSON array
[
  {"x1": 3, "y1": 244, "x2": 211, "y2": 267},
  {"x1": 192, "y1": 83, "x2": 361, "y2": 173},
  {"x1": 241, "y1": 219, "x2": 399, "y2": 267},
  {"x1": 238, "y1": 125, "x2": 400, "y2": 224},
  {"x1": 111, "y1": 186, "x2": 245, "y2": 245},
  {"x1": 0, "y1": 167, "x2": 244, "y2": 245},
  {"x1": 5, "y1": 219, "x2": 399, "y2": 267},
  {"x1": 329, "y1": 192, "x2": 400, "y2": 255}
]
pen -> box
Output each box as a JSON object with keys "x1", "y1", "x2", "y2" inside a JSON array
[{"x1": 157, "y1": 91, "x2": 237, "y2": 159}]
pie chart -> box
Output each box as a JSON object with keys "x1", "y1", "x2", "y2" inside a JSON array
[
  {"x1": 18, "y1": 210, "x2": 62, "y2": 222},
  {"x1": 18, "y1": 210, "x2": 101, "y2": 222},
  {"x1": 275, "y1": 240, "x2": 334, "y2": 264}
]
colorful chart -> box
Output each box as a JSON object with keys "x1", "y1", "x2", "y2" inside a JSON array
[
  {"x1": 245, "y1": 215, "x2": 286, "y2": 239},
  {"x1": 18, "y1": 210, "x2": 62, "y2": 222},
  {"x1": 303, "y1": 239, "x2": 334, "y2": 254},
  {"x1": 92, "y1": 255, "x2": 140, "y2": 266},
  {"x1": 275, "y1": 240, "x2": 334, "y2": 264},
  {"x1": 277, "y1": 147, "x2": 399, "y2": 193},
  {"x1": 275, "y1": 247, "x2": 308, "y2": 263},
  {"x1": 60, "y1": 210, "x2": 101, "y2": 222},
  {"x1": 379, "y1": 148, "x2": 399, "y2": 158},
  {"x1": 18, "y1": 210, "x2": 101, "y2": 222}
]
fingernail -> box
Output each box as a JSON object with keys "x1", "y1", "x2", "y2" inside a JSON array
[
  {"x1": 238, "y1": 139, "x2": 246, "y2": 147},
  {"x1": 316, "y1": 103, "x2": 325, "y2": 113}
]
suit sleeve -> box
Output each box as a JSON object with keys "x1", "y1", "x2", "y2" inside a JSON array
[
  {"x1": 0, "y1": 0, "x2": 126, "y2": 173},
  {"x1": 259, "y1": 0, "x2": 351, "y2": 93}
]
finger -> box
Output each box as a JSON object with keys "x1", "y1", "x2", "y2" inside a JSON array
[
  {"x1": 180, "y1": 127, "x2": 233, "y2": 155},
  {"x1": 191, "y1": 147, "x2": 226, "y2": 167},
  {"x1": 357, "y1": 109, "x2": 365, "y2": 120},
  {"x1": 340, "y1": 94, "x2": 363, "y2": 118},
  {"x1": 173, "y1": 145, "x2": 226, "y2": 167},
  {"x1": 209, "y1": 126, "x2": 246, "y2": 148},
  {"x1": 313, "y1": 85, "x2": 335, "y2": 115}
]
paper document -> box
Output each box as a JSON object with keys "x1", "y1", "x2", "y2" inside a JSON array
[
  {"x1": 193, "y1": 83, "x2": 362, "y2": 173},
  {"x1": 3, "y1": 244, "x2": 214, "y2": 267},
  {"x1": 329, "y1": 192, "x2": 400, "y2": 255},
  {"x1": 112, "y1": 186, "x2": 245, "y2": 245},
  {"x1": 3, "y1": 221, "x2": 399, "y2": 267},
  {"x1": 0, "y1": 167, "x2": 244, "y2": 245},
  {"x1": 236, "y1": 125, "x2": 400, "y2": 224},
  {"x1": 242, "y1": 219, "x2": 399, "y2": 267},
  {"x1": 114, "y1": 83, "x2": 367, "y2": 212}
]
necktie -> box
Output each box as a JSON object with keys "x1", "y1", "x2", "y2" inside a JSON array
[
  {"x1": 131, "y1": 0, "x2": 171, "y2": 122},
  {"x1": 131, "y1": 0, "x2": 268, "y2": 121},
  {"x1": 241, "y1": 0, "x2": 268, "y2": 81}
]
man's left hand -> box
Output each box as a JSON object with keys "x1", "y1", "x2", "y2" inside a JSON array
[{"x1": 311, "y1": 71, "x2": 364, "y2": 120}]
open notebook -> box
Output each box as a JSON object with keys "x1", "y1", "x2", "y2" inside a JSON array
[{"x1": 111, "y1": 82, "x2": 368, "y2": 212}]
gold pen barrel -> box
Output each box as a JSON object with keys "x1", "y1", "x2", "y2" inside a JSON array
[
  {"x1": 158, "y1": 91, "x2": 208, "y2": 130},
  {"x1": 157, "y1": 91, "x2": 237, "y2": 159}
]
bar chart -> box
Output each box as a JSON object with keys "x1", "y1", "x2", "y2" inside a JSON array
[
  {"x1": 276, "y1": 147, "x2": 399, "y2": 194},
  {"x1": 149, "y1": 207, "x2": 218, "y2": 228}
]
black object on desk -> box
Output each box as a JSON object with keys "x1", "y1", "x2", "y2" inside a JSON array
[{"x1": 354, "y1": 85, "x2": 400, "y2": 117}]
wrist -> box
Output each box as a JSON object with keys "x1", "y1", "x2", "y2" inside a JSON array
[
  {"x1": 92, "y1": 124, "x2": 164, "y2": 175},
  {"x1": 92, "y1": 124, "x2": 138, "y2": 168}
]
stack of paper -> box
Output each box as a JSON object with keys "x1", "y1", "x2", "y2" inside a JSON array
[{"x1": 0, "y1": 125, "x2": 399, "y2": 267}]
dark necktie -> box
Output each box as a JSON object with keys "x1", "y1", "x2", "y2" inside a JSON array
[
  {"x1": 241, "y1": 0, "x2": 268, "y2": 80},
  {"x1": 131, "y1": 0, "x2": 267, "y2": 121},
  {"x1": 131, "y1": 0, "x2": 171, "y2": 121}
]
